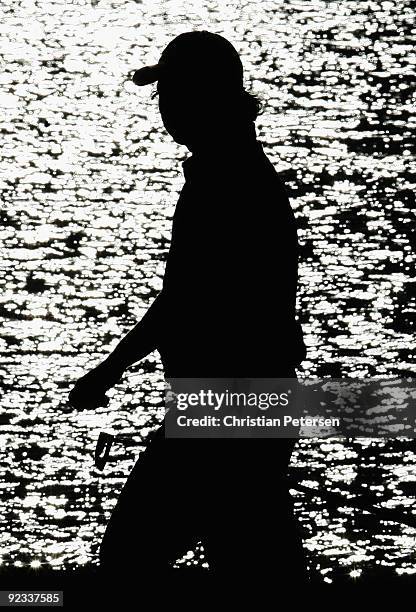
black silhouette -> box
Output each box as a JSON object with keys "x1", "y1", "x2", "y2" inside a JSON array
[{"x1": 69, "y1": 31, "x2": 307, "y2": 586}]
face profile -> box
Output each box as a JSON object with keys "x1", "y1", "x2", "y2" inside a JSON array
[
  {"x1": 156, "y1": 75, "x2": 240, "y2": 149},
  {"x1": 133, "y1": 31, "x2": 254, "y2": 150},
  {"x1": 157, "y1": 76, "x2": 200, "y2": 146}
]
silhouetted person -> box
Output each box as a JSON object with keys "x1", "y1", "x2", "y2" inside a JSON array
[{"x1": 69, "y1": 31, "x2": 307, "y2": 588}]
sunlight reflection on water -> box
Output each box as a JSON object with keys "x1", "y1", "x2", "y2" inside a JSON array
[{"x1": 0, "y1": 0, "x2": 415, "y2": 582}]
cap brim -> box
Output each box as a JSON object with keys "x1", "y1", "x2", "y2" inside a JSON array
[{"x1": 132, "y1": 64, "x2": 160, "y2": 86}]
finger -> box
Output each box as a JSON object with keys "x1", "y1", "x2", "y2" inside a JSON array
[
  {"x1": 76, "y1": 395, "x2": 110, "y2": 410},
  {"x1": 68, "y1": 390, "x2": 85, "y2": 408},
  {"x1": 67, "y1": 393, "x2": 107, "y2": 410},
  {"x1": 94, "y1": 395, "x2": 110, "y2": 408}
]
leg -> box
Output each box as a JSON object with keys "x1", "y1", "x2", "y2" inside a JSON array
[
  {"x1": 203, "y1": 439, "x2": 307, "y2": 586},
  {"x1": 99, "y1": 427, "x2": 198, "y2": 582}
]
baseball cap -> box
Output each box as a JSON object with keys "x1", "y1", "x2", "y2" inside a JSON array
[{"x1": 132, "y1": 31, "x2": 244, "y2": 89}]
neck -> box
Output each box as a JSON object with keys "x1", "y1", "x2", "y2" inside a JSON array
[{"x1": 187, "y1": 121, "x2": 257, "y2": 155}]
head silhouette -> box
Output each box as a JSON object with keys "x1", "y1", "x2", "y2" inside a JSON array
[{"x1": 133, "y1": 31, "x2": 260, "y2": 149}]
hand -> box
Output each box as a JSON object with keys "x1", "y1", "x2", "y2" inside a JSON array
[{"x1": 68, "y1": 361, "x2": 123, "y2": 410}]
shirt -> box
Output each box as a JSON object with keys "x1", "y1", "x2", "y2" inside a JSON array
[{"x1": 153, "y1": 134, "x2": 306, "y2": 377}]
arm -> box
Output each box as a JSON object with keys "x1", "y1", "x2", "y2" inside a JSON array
[
  {"x1": 102, "y1": 292, "x2": 164, "y2": 373},
  {"x1": 68, "y1": 292, "x2": 165, "y2": 409}
]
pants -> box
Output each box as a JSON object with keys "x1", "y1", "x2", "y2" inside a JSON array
[{"x1": 99, "y1": 425, "x2": 307, "y2": 585}]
